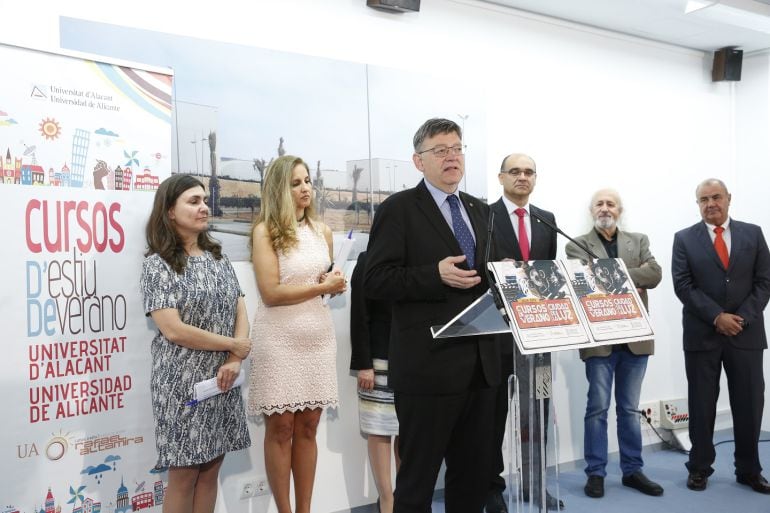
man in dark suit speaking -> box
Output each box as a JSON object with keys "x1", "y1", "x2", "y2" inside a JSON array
[
  {"x1": 365, "y1": 118, "x2": 500, "y2": 513},
  {"x1": 672, "y1": 178, "x2": 770, "y2": 494}
]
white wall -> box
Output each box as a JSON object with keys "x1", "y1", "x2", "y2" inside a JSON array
[
  {"x1": 6, "y1": 0, "x2": 767, "y2": 512},
  {"x1": 736, "y1": 50, "x2": 770, "y2": 433}
]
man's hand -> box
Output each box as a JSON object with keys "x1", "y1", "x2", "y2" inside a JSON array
[
  {"x1": 438, "y1": 255, "x2": 481, "y2": 289},
  {"x1": 715, "y1": 312, "x2": 744, "y2": 336}
]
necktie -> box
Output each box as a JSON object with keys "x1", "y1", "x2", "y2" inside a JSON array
[
  {"x1": 515, "y1": 208, "x2": 530, "y2": 261},
  {"x1": 446, "y1": 194, "x2": 476, "y2": 268},
  {"x1": 714, "y1": 226, "x2": 729, "y2": 269}
]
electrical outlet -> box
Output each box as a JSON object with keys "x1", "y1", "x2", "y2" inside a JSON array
[
  {"x1": 254, "y1": 475, "x2": 270, "y2": 496},
  {"x1": 639, "y1": 401, "x2": 660, "y2": 428},
  {"x1": 239, "y1": 476, "x2": 270, "y2": 500},
  {"x1": 660, "y1": 398, "x2": 689, "y2": 429},
  {"x1": 239, "y1": 479, "x2": 258, "y2": 500}
]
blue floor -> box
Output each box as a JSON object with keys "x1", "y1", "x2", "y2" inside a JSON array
[{"x1": 347, "y1": 430, "x2": 770, "y2": 512}]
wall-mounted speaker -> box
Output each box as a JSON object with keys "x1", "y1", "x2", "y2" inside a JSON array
[
  {"x1": 367, "y1": 0, "x2": 420, "y2": 13},
  {"x1": 712, "y1": 47, "x2": 743, "y2": 82}
]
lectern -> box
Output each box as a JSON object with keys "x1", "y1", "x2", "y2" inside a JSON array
[
  {"x1": 432, "y1": 290, "x2": 561, "y2": 513},
  {"x1": 434, "y1": 257, "x2": 656, "y2": 512}
]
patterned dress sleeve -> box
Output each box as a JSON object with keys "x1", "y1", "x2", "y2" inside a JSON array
[
  {"x1": 140, "y1": 254, "x2": 178, "y2": 315},
  {"x1": 222, "y1": 254, "x2": 245, "y2": 298}
]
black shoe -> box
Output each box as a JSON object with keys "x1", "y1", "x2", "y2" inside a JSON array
[
  {"x1": 521, "y1": 489, "x2": 565, "y2": 510},
  {"x1": 485, "y1": 490, "x2": 507, "y2": 513},
  {"x1": 584, "y1": 475, "x2": 604, "y2": 498},
  {"x1": 737, "y1": 474, "x2": 770, "y2": 494},
  {"x1": 622, "y1": 471, "x2": 664, "y2": 496},
  {"x1": 687, "y1": 470, "x2": 708, "y2": 491},
  {"x1": 545, "y1": 491, "x2": 565, "y2": 511}
]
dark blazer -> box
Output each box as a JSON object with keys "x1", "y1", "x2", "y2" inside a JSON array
[
  {"x1": 672, "y1": 219, "x2": 770, "y2": 352},
  {"x1": 490, "y1": 199, "x2": 557, "y2": 355},
  {"x1": 364, "y1": 180, "x2": 500, "y2": 394},
  {"x1": 490, "y1": 199, "x2": 557, "y2": 263},
  {"x1": 566, "y1": 229, "x2": 662, "y2": 359},
  {"x1": 350, "y1": 251, "x2": 391, "y2": 370}
]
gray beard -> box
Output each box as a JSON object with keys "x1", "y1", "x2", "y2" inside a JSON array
[{"x1": 595, "y1": 216, "x2": 616, "y2": 231}]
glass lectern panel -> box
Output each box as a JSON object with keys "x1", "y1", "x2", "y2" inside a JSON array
[{"x1": 430, "y1": 289, "x2": 511, "y2": 339}]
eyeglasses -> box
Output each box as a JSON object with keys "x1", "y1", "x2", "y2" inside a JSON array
[
  {"x1": 417, "y1": 144, "x2": 464, "y2": 158},
  {"x1": 502, "y1": 168, "x2": 536, "y2": 177}
]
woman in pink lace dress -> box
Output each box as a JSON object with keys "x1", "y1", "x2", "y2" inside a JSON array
[{"x1": 248, "y1": 155, "x2": 346, "y2": 513}]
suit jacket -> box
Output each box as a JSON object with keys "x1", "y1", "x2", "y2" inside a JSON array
[
  {"x1": 490, "y1": 199, "x2": 558, "y2": 356},
  {"x1": 672, "y1": 219, "x2": 770, "y2": 352},
  {"x1": 490, "y1": 199, "x2": 557, "y2": 262},
  {"x1": 364, "y1": 180, "x2": 500, "y2": 394},
  {"x1": 349, "y1": 251, "x2": 391, "y2": 370},
  {"x1": 565, "y1": 229, "x2": 662, "y2": 359}
]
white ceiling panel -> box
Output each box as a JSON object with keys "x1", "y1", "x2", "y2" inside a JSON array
[{"x1": 479, "y1": 0, "x2": 770, "y2": 51}]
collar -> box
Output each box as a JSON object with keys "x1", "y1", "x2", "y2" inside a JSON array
[
  {"x1": 501, "y1": 195, "x2": 529, "y2": 216},
  {"x1": 704, "y1": 217, "x2": 731, "y2": 232},
  {"x1": 594, "y1": 226, "x2": 618, "y2": 242},
  {"x1": 424, "y1": 179, "x2": 459, "y2": 205}
]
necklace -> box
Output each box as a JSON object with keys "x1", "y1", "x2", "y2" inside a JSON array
[{"x1": 297, "y1": 214, "x2": 306, "y2": 223}]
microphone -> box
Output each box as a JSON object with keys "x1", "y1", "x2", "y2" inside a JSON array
[
  {"x1": 484, "y1": 209, "x2": 509, "y2": 324},
  {"x1": 484, "y1": 209, "x2": 495, "y2": 278},
  {"x1": 529, "y1": 208, "x2": 600, "y2": 260}
]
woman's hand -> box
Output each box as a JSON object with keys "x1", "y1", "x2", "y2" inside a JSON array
[
  {"x1": 217, "y1": 360, "x2": 242, "y2": 391},
  {"x1": 320, "y1": 270, "x2": 347, "y2": 296},
  {"x1": 230, "y1": 337, "x2": 252, "y2": 359},
  {"x1": 357, "y1": 368, "x2": 375, "y2": 390}
]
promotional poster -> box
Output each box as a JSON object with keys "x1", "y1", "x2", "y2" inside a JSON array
[
  {"x1": 562, "y1": 258, "x2": 654, "y2": 342},
  {"x1": 488, "y1": 258, "x2": 654, "y2": 354},
  {"x1": 489, "y1": 260, "x2": 590, "y2": 354},
  {"x1": 0, "y1": 43, "x2": 172, "y2": 512}
]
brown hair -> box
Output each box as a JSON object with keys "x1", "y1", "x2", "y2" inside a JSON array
[{"x1": 145, "y1": 174, "x2": 222, "y2": 273}]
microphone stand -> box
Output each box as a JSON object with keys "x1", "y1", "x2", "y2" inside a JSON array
[
  {"x1": 529, "y1": 208, "x2": 600, "y2": 260},
  {"x1": 484, "y1": 210, "x2": 509, "y2": 325}
]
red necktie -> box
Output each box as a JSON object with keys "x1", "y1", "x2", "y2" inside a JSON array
[
  {"x1": 714, "y1": 226, "x2": 729, "y2": 269},
  {"x1": 514, "y1": 208, "x2": 530, "y2": 261}
]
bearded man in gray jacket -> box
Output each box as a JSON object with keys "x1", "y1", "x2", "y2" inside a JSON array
[{"x1": 565, "y1": 188, "x2": 664, "y2": 499}]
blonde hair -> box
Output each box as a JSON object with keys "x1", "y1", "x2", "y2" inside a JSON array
[{"x1": 250, "y1": 155, "x2": 316, "y2": 254}]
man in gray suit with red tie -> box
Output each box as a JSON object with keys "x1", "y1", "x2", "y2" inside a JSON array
[{"x1": 672, "y1": 178, "x2": 770, "y2": 493}]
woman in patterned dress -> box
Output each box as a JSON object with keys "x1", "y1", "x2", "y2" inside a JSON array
[
  {"x1": 140, "y1": 175, "x2": 252, "y2": 513},
  {"x1": 248, "y1": 156, "x2": 346, "y2": 513}
]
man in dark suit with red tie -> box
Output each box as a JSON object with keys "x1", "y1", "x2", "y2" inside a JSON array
[
  {"x1": 365, "y1": 118, "x2": 500, "y2": 513},
  {"x1": 672, "y1": 178, "x2": 770, "y2": 494},
  {"x1": 486, "y1": 153, "x2": 562, "y2": 512}
]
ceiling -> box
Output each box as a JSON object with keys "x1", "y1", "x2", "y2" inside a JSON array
[{"x1": 480, "y1": 0, "x2": 770, "y2": 52}]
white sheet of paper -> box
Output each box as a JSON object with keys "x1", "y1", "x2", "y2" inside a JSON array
[
  {"x1": 322, "y1": 236, "x2": 355, "y2": 304},
  {"x1": 192, "y1": 368, "x2": 246, "y2": 403}
]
